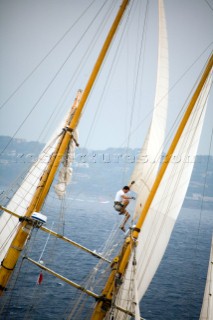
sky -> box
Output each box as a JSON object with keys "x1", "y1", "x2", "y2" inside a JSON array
[{"x1": 0, "y1": 0, "x2": 213, "y2": 154}]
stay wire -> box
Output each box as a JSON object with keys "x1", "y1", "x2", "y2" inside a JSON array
[
  {"x1": 36, "y1": 1, "x2": 115, "y2": 145},
  {"x1": 0, "y1": 0, "x2": 97, "y2": 111},
  {"x1": 83, "y1": 0, "x2": 134, "y2": 148},
  {"x1": 129, "y1": 54, "x2": 208, "y2": 195},
  {"x1": 122, "y1": 0, "x2": 148, "y2": 185},
  {"x1": 0, "y1": 0, "x2": 108, "y2": 157},
  {"x1": 126, "y1": 0, "x2": 148, "y2": 150},
  {"x1": 195, "y1": 123, "x2": 213, "y2": 250},
  {"x1": 119, "y1": 43, "x2": 213, "y2": 149},
  {"x1": 204, "y1": 0, "x2": 213, "y2": 12},
  {"x1": 132, "y1": 70, "x2": 212, "y2": 286}
]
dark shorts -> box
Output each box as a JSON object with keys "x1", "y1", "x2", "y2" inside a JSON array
[{"x1": 114, "y1": 202, "x2": 124, "y2": 213}]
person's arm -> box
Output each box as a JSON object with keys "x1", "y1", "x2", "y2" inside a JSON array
[{"x1": 121, "y1": 194, "x2": 135, "y2": 200}]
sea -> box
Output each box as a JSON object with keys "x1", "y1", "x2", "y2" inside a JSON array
[{"x1": 0, "y1": 194, "x2": 212, "y2": 320}]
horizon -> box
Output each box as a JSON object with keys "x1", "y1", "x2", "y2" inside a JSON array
[{"x1": 0, "y1": 0, "x2": 213, "y2": 155}]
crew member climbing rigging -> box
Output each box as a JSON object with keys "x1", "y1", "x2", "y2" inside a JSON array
[{"x1": 114, "y1": 186, "x2": 135, "y2": 232}]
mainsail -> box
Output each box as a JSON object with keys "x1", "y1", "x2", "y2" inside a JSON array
[
  {"x1": 111, "y1": 61, "x2": 212, "y2": 318},
  {"x1": 113, "y1": 0, "x2": 169, "y2": 316},
  {"x1": 200, "y1": 236, "x2": 213, "y2": 320},
  {"x1": 130, "y1": 0, "x2": 169, "y2": 220}
]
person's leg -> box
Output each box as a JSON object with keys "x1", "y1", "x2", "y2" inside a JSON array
[
  {"x1": 120, "y1": 210, "x2": 130, "y2": 231},
  {"x1": 122, "y1": 199, "x2": 129, "y2": 208}
]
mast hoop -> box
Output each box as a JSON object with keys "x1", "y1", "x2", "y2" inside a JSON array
[{"x1": 1, "y1": 261, "x2": 14, "y2": 271}]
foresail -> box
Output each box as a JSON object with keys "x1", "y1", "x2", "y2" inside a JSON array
[
  {"x1": 0, "y1": 93, "x2": 81, "y2": 264},
  {"x1": 117, "y1": 65, "x2": 212, "y2": 320},
  {"x1": 129, "y1": 0, "x2": 169, "y2": 221},
  {"x1": 200, "y1": 236, "x2": 213, "y2": 320},
  {"x1": 0, "y1": 135, "x2": 61, "y2": 263},
  {"x1": 113, "y1": 0, "x2": 169, "y2": 317}
]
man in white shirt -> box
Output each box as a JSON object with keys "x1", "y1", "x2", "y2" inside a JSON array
[{"x1": 114, "y1": 186, "x2": 135, "y2": 232}]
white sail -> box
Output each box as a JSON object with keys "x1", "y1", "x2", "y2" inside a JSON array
[
  {"x1": 200, "y1": 236, "x2": 213, "y2": 320},
  {"x1": 115, "y1": 66, "x2": 212, "y2": 318},
  {"x1": 129, "y1": 0, "x2": 169, "y2": 221},
  {"x1": 113, "y1": 0, "x2": 169, "y2": 317},
  {"x1": 0, "y1": 135, "x2": 61, "y2": 263},
  {"x1": 0, "y1": 91, "x2": 82, "y2": 263}
]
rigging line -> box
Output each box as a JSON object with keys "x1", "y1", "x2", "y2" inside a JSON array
[
  {"x1": 195, "y1": 123, "x2": 213, "y2": 251},
  {"x1": 0, "y1": 223, "x2": 19, "y2": 251},
  {"x1": 25, "y1": 256, "x2": 100, "y2": 299},
  {"x1": 0, "y1": 205, "x2": 111, "y2": 263},
  {"x1": 129, "y1": 60, "x2": 206, "y2": 189},
  {"x1": 122, "y1": 0, "x2": 148, "y2": 185},
  {"x1": 204, "y1": 0, "x2": 213, "y2": 12},
  {"x1": 0, "y1": 0, "x2": 108, "y2": 157},
  {"x1": 119, "y1": 42, "x2": 213, "y2": 149},
  {"x1": 22, "y1": 228, "x2": 49, "y2": 320},
  {"x1": 0, "y1": 0, "x2": 97, "y2": 111},
  {"x1": 35, "y1": 2, "x2": 116, "y2": 145},
  {"x1": 0, "y1": 132, "x2": 62, "y2": 224},
  {"x1": 0, "y1": 231, "x2": 35, "y2": 317},
  {"x1": 38, "y1": 221, "x2": 54, "y2": 262},
  {"x1": 39, "y1": 0, "x2": 116, "y2": 146},
  {"x1": 83, "y1": 0, "x2": 134, "y2": 148},
  {"x1": 121, "y1": 53, "x2": 212, "y2": 191},
  {"x1": 0, "y1": 258, "x2": 25, "y2": 316},
  {"x1": 126, "y1": 0, "x2": 148, "y2": 149},
  {"x1": 137, "y1": 83, "x2": 212, "y2": 286}
]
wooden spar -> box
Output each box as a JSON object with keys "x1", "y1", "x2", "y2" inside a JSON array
[
  {"x1": 0, "y1": 91, "x2": 81, "y2": 294},
  {"x1": 25, "y1": 257, "x2": 100, "y2": 299},
  {"x1": 0, "y1": 0, "x2": 130, "y2": 294},
  {"x1": 26, "y1": 257, "x2": 146, "y2": 319},
  {"x1": 91, "y1": 54, "x2": 213, "y2": 319},
  {"x1": 0, "y1": 205, "x2": 111, "y2": 264},
  {"x1": 35, "y1": 0, "x2": 130, "y2": 210}
]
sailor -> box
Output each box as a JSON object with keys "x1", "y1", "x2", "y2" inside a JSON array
[{"x1": 114, "y1": 186, "x2": 135, "y2": 232}]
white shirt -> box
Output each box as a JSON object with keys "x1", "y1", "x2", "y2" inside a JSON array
[{"x1": 115, "y1": 189, "x2": 126, "y2": 202}]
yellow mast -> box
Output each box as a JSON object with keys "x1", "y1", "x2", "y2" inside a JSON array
[
  {"x1": 91, "y1": 54, "x2": 213, "y2": 320},
  {"x1": 0, "y1": 0, "x2": 130, "y2": 294}
]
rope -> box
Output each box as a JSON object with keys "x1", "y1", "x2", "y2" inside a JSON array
[
  {"x1": 0, "y1": 0, "x2": 108, "y2": 156},
  {"x1": 0, "y1": 0, "x2": 97, "y2": 112},
  {"x1": 204, "y1": 0, "x2": 213, "y2": 12},
  {"x1": 126, "y1": 0, "x2": 148, "y2": 150},
  {"x1": 119, "y1": 42, "x2": 213, "y2": 150},
  {"x1": 135, "y1": 74, "x2": 212, "y2": 289}
]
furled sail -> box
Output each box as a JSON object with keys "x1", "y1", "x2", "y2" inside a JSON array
[
  {"x1": 54, "y1": 90, "x2": 82, "y2": 199},
  {"x1": 200, "y1": 236, "x2": 213, "y2": 320},
  {"x1": 114, "y1": 64, "x2": 212, "y2": 318},
  {"x1": 129, "y1": 0, "x2": 169, "y2": 220}
]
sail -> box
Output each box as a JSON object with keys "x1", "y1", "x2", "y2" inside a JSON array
[
  {"x1": 129, "y1": 0, "x2": 169, "y2": 221},
  {"x1": 54, "y1": 90, "x2": 82, "y2": 199},
  {"x1": 0, "y1": 136, "x2": 60, "y2": 263},
  {"x1": 113, "y1": 0, "x2": 169, "y2": 316},
  {"x1": 200, "y1": 236, "x2": 213, "y2": 320},
  {"x1": 114, "y1": 65, "x2": 212, "y2": 318},
  {"x1": 0, "y1": 92, "x2": 81, "y2": 263}
]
